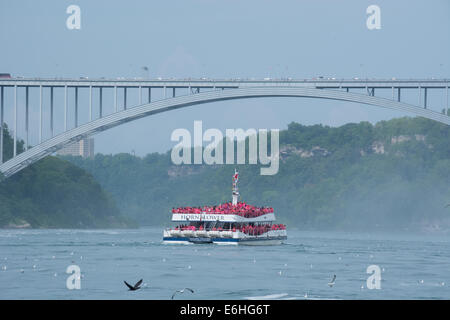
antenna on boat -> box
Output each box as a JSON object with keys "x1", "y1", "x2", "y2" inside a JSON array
[{"x1": 232, "y1": 169, "x2": 239, "y2": 205}]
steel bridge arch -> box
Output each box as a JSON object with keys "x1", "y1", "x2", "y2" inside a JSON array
[{"x1": 1, "y1": 86, "x2": 449, "y2": 178}]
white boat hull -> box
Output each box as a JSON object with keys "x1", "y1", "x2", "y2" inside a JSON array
[{"x1": 163, "y1": 229, "x2": 286, "y2": 245}]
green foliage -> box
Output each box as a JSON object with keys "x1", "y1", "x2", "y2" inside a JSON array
[
  {"x1": 63, "y1": 116, "x2": 450, "y2": 232},
  {"x1": 0, "y1": 126, "x2": 135, "y2": 229},
  {"x1": 1, "y1": 123, "x2": 25, "y2": 162}
]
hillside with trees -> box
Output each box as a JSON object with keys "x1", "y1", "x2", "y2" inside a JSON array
[
  {"x1": 62, "y1": 116, "x2": 450, "y2": 232},
  {"x1": 0, "y1": 125, "x2": 135, "y2": 228}
]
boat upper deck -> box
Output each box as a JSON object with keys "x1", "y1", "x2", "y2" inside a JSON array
[
  {"x1": 172, "y1": 201, "x2": 273, "y2": 216},
  {"x1": 170, "y1": 171, "x2": 279, "y2": 223}
]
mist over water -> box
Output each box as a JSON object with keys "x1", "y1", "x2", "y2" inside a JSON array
[{"x1": 1, "y1": 227, "x2": 449, "y2": 299}]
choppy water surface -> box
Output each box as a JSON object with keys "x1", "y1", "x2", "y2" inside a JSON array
[{"x1": 0, "y1": 227, "x2": 449, "y2": 299}]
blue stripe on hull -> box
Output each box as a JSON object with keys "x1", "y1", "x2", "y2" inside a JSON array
[
  {"x1": 212, "y1": 238, "x2": 239, "y2": 243},
  {"x1": 163, "y1": 237, "x2": 190, "y2": 242},
  {"x1": 163, "y1": 236, "x2": 287, "y2": 244},
  {"x1": 233, "y1": 236, "x2": 287, "y2": 243}
]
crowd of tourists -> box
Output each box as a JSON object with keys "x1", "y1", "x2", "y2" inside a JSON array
[
  {"x1": 173, "y1": 223, "x2": 286, "y2": 235},
  {"x1": 172, "y1": 202, "x2": 274, "y2": 218}
]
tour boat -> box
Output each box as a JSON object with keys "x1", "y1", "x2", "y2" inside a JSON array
[{"x1": 163, "y1": 170, "x2": 287, "y2": 245}]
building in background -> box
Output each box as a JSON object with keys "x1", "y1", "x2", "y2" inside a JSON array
[{"x1": 57, "y1": 138, "x2": 95, "y2": 158}]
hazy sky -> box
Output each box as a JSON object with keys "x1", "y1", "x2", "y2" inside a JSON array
[{"x1": 1, "y1": 0, "x2": 449, "y2": 155}]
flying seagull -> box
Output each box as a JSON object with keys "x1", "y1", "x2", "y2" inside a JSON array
[
  {"x1": 328, "y1": 274, "x2": 336, "y2": 287},
  {"x1": 171, "y1": 288, "x2": 194, "y2": 299},
  {"x1": 124, "y1": 279, "x2": 143, "y2": 291}
]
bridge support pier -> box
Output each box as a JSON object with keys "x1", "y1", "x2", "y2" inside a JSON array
[
  {"x1": 446, "y1": 87, "x2": 448, "y2": 110},
  {"x1": 75, "y1": 87, "x2": 78, "y2": 127},
  {"x1": 50, "y1": 87, "x2": 54, "y2": 137},
  {"x1": 99, "y1": 87, "x2": 103, "y2": 118},
  {"x1": 124, "y1": 87, "x2": 127, "y2": 110},
  {"x1": 0, "y1": 86, "x2": 3, "y2": 164},
  {"x1": 13, "y1": 85, "x2": 17, "y2": 158},
  {"x1": 64, "y1": 85, "x2": 68, "y2": 131},
  {"x1": 148, "y1": 87, "x2": 151, "y2": 103},
  {"x1": 418, "y1": 86, "x2": 422, "y2": 108},
  {"x1": 447, "y1": 86, "x2": 449, "y2": 115},
  {"x1": 25, "y1": 87, "x2": 29, "y2": 150},
  {"x1": 89, "y1": 86, "x2": 92, "y2": 122},
  {"x1": 39, "y1": 85, "x2": 42, "y2": 143},
  {"x1": 139, "y1": 86, "x2": 142, "y2": 105},
  {"x1": 114, "y1": 86, "x2": 117, "y2": 112}
]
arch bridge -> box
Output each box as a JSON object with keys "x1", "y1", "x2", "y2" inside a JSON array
[{"x1": 0, "y1": 77, "x2": 449, "y2": 178}]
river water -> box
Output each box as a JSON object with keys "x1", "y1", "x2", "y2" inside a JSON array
[{"x1": 0, "y1": 227, "x2": 449, "y2": 299}]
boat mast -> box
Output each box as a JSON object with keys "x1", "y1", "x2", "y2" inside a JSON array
[{"x1": 232, "y1": 169, "x2": 239, "y2": 205}]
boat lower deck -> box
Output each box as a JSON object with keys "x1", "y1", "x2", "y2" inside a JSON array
[
  {"x1": 164, "y1": 213, "x2": 287, "y2": 246},
  {"x1": 162, "y1": 235, "x2": 287, "y2": 245}
]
